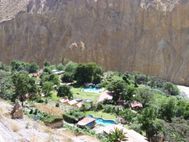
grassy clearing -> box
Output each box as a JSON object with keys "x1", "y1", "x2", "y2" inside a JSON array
[
  {"x1": 85, "y1": 111, "x2": 116, "y2": 120},
  {"x1": 71, "y1": 87, "x2": 100, "y2": 102}
]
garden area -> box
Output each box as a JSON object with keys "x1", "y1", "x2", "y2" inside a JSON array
[{"x1": 0, "y1": 60, "x2": 189, "y2": 142}]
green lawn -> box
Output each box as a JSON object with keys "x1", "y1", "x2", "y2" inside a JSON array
[
  {"x1": 71, "y1": 87, "x2": 100, "y2": 102},
  {"x1": 85, "y1": 110, "x2": 116, "y2": 120}
]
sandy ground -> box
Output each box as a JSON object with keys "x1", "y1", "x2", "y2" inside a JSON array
[
  {"x1": 177, "y1": 85, "x2": 189, "y2": 99},
  {"x1": 0, "y1": 99, "x2": 99, "y2": 142}
]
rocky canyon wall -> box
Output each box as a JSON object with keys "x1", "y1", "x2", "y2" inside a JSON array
[{"x1": 1, "y1": 0, "x2": 189, "y2": 85}]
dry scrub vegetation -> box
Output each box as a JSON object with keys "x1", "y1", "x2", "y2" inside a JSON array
[{"x1": 35, "y1": 103, "x2": 63, "y2": 116}]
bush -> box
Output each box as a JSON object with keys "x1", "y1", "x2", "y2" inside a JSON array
[
  {"x1": 11, "y1": 60, "x2": 39, "y2": 73},
  {"x1": 163, "y1": 82, "x2": 179, "y2": 96},
  {"x1": 134, "y1": 86, "x2": 154, "y2": 107},
  {"x1": 56, "y1": 64, "x2": 64, "y2": 71},
  {"x1": 63, "y1": 110, "x2": 85, "y2": 123},
  {"x1": 119, "y1": 109, "x2": 137, "y2": 123},
  {"x1": 134, "y1": 73, "x2": 149, "y2": 85},
  {"x1": 103, "y1": 105, "x2": 123, "y2": 115},
  {"x1": 160, "y1": 98, "x2": 176, "y2": 122},
  {"x1": 61, "y1": 72, "x2": 74, "y2": 83},
  {"x1": 49, "y1": 74, "x2": 60, "y2": 86},
  {"x1": 42, "y1": 81, "x2": 54, "y2": 96},
  {"x1": 64, "y1": 61, "x2": 78, "y2": 74},
  {"x1": 0, "y1": 70, "x2": 14, "y2": 100},
  {"x1": 28, "y1": 63, "x2": 39, "y2": 73},
  {"x1": 57, "y1": 85, "x2": 73, "y2": 99}
]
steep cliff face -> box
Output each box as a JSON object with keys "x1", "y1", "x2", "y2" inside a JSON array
[{"x1": 1, "y1": 0, "x2": 189, "y2": 85}]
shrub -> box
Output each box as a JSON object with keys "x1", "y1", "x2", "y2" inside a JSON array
[
  {"x1": 11, "y1": 60, "x2": 39, "y2": 73},
  {"x1": 163, "y1": 82, "x2": 179, "y2": 96},
  {"x1": 119, "y1": 109, "x2": 137, "y2": 123},
  {"x1": 134, "y1": 73, "x2": 148, "y2": 85},
  {"x1": 134, "y1": 86, "x2": 154, "y2": 107},
  {"x1": 103, "y1": 105, "x2": 123, "y2": 115},
  {"x1": 42, "y1": 81, "x2": 54, "y2": 96},
  {"x1": 48, "y1": 74, "x2": 60, "y2": 86},
  {"x1": 0, "y1": 70, "x2": 14, "y2": 100},
  {"x1": 61, "y1": 72, "x2": 74, "y2": 83},
  {"x1": 28, "y1": 63, "x2": 39, "y2": 73},
  {"x1": 160, "y1": 98, "x2": 176, "y2": 122},
  {"x1": 63, "y1": 110, "x2": 85, "y2": 123},
  {"x1": 56, "y1": 64, "x2": 64, "y2": 71},
  {"x1": 57, "y1": 85, "x2": 73, "y2": 99}
]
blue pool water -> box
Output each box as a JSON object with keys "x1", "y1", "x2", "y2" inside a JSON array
[
  {"x1": 83, "y1": 87, "x2": 103, "y2": 93},
  {"x1": 88, "y1": 115, "x2": 117, "y2": 126}
]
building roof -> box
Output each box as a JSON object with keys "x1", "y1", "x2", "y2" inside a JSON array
[
  {"x1": 60, "y1": 98, "x2": 69, "y2": 103},
  {"x1": 76, "y1": 102, "x2": 83, "y2": 108},
  {"x1": 131, "y1": 101, "x2": 143, "y2": 108},
  {"x1": 68, "y1": 100, "x2": 78, "y2": 106},
  {"x1": 98, "y1": 91, "x2": 113, "y2": 102},
  {"x1": 77, "y1": 117, "x2": 96, "y2": 126}
]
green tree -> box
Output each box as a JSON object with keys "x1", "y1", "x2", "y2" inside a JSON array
[
  {"x1": 42, "y1": 81, "x2": 54, "y2": 96},
  {"x1": 57, "y1": 85, "x2": 73, "y2": 99},
  {"x1": 12, "y1": 72, "x2": 38, "y2": 104},
  {"x1": 0, "y1": 70, "x2": 14, "y2": 100},
  {"x1": 61, "y1": 72, "x2": 74, "y2": 83},
  {"x1": 44, "y1": 61, "x2": 50, "y2": 67},
  {"x1": 49, "y1": 74, "x2": 60, "y2": 86},
  {"x1": 107, "y1": 78, "x2": 127, "y2": 102},
  {"x1": 119, "y1": 109, "x2": 137, "y2": 123},
  {"x1": 56, "y1": 64, "x2": 64, "y2": 71},
  {"x1": 139, "y1": 107, "x2": 163, "y2": 141},
  {"x1": 40, "y1": 73, "x2": 60, "y2": 86},
  {"x1": 163, "y1": 82, "x2": 179, "y2": 96},
  {"x1": 64, "y1": 61, "x2": 78, "y2": 74},
  {"x1": 29, "y1": 63, "x2": 39, "y2": 73},
  {"x1": 11, "y1": 60, "x2": 25, "y2": 72},
  {"x1": 160, "y1": 98, "x2": 176, "y2": 122},
  {"x1": 74, "y1": 63, "x2": 103, "y2": 85},
  {"x1": 134, "y1": 87, "x2": 154, "y2": 107}
]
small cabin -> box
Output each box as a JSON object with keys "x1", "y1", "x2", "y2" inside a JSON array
[{"x1": 77, "y1": 117, "x2": 96, "y2": 129}]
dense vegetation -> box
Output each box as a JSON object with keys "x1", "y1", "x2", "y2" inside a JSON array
[{"x1": 0, "y1": 60, "x2": 188, "y2": 142}]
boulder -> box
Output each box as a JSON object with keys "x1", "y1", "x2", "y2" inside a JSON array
[{"x1": 11, "y1": 102, "x2": 23, "y2": 119}]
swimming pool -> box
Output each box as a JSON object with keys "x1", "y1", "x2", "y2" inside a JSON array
[
  {"x1": 88, "y1": 115, "x2": 117, "y2": 126},
  {"x1": 83, "y1": 87, "x2": 103, "y2": 93}
]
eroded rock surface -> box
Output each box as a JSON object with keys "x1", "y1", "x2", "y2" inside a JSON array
[{"x1": 1, "y1": 0, "x2": 189, "y2": 84}]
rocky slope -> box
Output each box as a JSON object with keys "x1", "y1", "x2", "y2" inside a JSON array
[
  {"x1": 1, "y1": 0, "x2": 189, "y2": 85},
  {"x1": 0, "y1": 99, "x2": 99, "y2": 142}
]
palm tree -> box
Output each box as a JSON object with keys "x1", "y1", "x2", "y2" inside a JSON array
[{"x1": 106, "y1": 128, "x2": 127, "y2": 142}]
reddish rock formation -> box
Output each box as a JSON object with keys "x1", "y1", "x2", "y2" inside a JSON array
[{"x1": 1, "y1": 0, "x2": 189, "y2": 85}]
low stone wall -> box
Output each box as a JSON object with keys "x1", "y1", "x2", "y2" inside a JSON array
[{"x1": 45, "y1": 119, "x2": 63, "y2": 129}]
